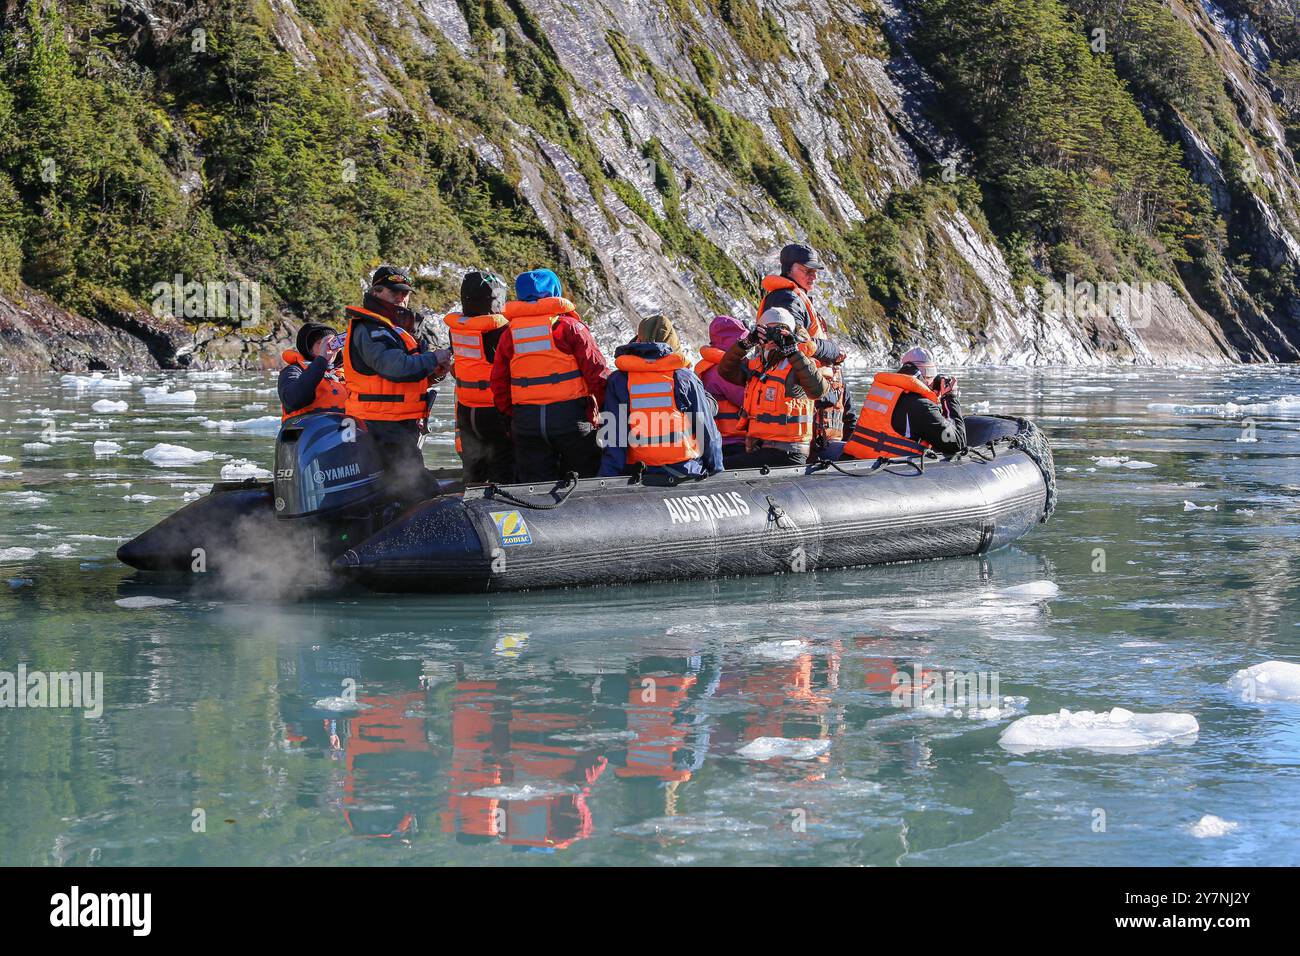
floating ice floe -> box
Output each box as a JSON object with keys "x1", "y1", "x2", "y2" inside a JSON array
[
  {"x1": 616, "y1": 815, "x2": 768, "y2": 837},
  {"x1": 1073, "y1": 385, "x2": 1114, "y2": 392},
  {"x1": 202, "y1": 415, "x2": 280, "y2": 436},
  {"x1": 969, "y1": 400, "x2": 992, "y2": 413},
  {"x1": 914, "y1": 696, "x2": 1029, "y2": 720},
  {"x1": 1226, "y1": 661, "x2": 1300, "y2": 702},
  {"x1": 0, "y1": 547, "x2": 38, "y2": 562},
  {"x1": 1090, "y1": 455, "x2": 1157, "y2": 469},
  {"x1": 736, "y1": 737, "x2": 832, "y2": 760},
  {"x1": 93, "y1": 440, "x2": 122, "y2": 457},
  {"x1": 1, "y1": 491, "x2": 49, "y2": 508},
  {"x1": 114, "y1": 596, "x2": 178, "y2": 608},
  {"x1": 0, "y1": 455, "x2": 12, "y2": 463},
  {"x1": 61, "y1": 372, "x2": 132, "y2": 391},
  {"x1": 998, "y1": 708, "x2": 1199, "y2": 753},
  {"x1": 1147, "y1": 395, "x2": 1300, "y2": 417},
  {"x1": 186, "y1": 370, "x2": 233, "y2": 380},
  {"x1": 470, "y1": 783, "x2": 580, "y2": 800},
  {"x1": 141, "y1": 443, "x2": 215, "y2": 467},
  {"x1": 220, "y1": 459, "x2": 271, "y2": 480},
  {"x1": 123, "y1": 494, "x2": 158, "y2": 503},
  {"x1": 313, "y1": 696, "x2": 369, "y2": 713},
  {"x1": 91, "y1": 399, "x2": 128, "y2": 413},
  {"x1": 1188, "y1": 815, "x2": 1239, "y2": 839},
  {"x1": 140, "y1": 385, "x2": 198, "y2": 404},
  {"x1": 996, "y1": 580, "x2": 1060, "y2": 601},
  {"x1": 1183, "y1": 500, "x2": 1218, "y2": 512},
  {"x1": 22, "y1": 442, "x2": 52, "y2": 451}
]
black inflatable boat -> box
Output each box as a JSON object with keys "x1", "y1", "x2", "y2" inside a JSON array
[{"x1": 117, "y1": 413, "x2": 1055, "y2": 594}]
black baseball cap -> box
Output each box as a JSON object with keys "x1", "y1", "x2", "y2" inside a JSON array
[
  {"x1": 295, "y1": 322, "x2": 335, "y2": 356},
  {"x1": 370, "y1": 265, "x2": 414, "y2": 293},
  {"x1": 780, "y1": 243, "x2": 824, "y2": 271}
]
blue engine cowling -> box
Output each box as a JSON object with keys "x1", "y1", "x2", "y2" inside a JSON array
[{"x1": 274, "y1": 413, "x2": 385, "y2": 519}]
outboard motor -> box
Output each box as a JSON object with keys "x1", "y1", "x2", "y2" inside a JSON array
[{"x1": 274, "y1": 413, "x2": 385, "y2": 519}]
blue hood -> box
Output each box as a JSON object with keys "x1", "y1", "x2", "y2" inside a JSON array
[
  {"x1": 515, "y1": 269, "x2": 562, "y2": 302},
  {"x1": 614, "y1": 341, "x2": 674, "y2": 361}
]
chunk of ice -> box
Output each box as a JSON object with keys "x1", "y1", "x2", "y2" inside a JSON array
[
  {"x1": 1188, "y1": 815, "x2": 1239, "y2": 839},
  {"x1": 1226, "y1": 661, "x2": 1300, "y2": 702},
  {"x1": 999, "y1": 708, "x2": 1199, "y2": 753},
  {"x1": 115, "y1": 596, "x2": 178, "y2": 608},
  {"x1": 142, "y1": 443, "x2": 214, "y2": 467},
  {"x1": 736, "y1": 737, "x2": 832, "y2": 760},
  {"x1": 140, "y1": 386, "x2": 198, "y2": 404},
  {"x1": 91, "y1": 399, "x2": 128, "y2": 413},
  {"x1": 219, "y1": 459, "x2": 271, "y2": 480}
]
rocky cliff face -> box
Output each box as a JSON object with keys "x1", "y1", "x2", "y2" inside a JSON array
[{"x1": 3, "y1": 0, "x2": 1299, "y2": 371}]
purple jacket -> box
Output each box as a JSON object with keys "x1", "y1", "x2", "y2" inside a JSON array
[{"x1": 701, "y1": 316, "x2": 748, "y2": 445}]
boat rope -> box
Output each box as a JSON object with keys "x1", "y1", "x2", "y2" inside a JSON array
[
  {"x1": 1008, "y1": 419, "x2": 1058, "y2": 522},
  {"x1": 483, "y1": 471, "x2": 581, "y2": 510}
]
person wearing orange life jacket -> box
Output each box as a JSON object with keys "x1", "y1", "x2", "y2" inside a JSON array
[
  {"x1": 444, "y1": 270, "x2": 513, "y2": 484},
  {"x1": 489, "y1": 269, "x2": 609, "y2": 483},
  {"x1": 757, "y1": 243, "x2": 855, "y2": 456},
  {"x1": 718, "y1": 307, "x2": 828, "y2": 468},
  {"x1": 598, "y1": 314, "x2": 723, "y2": 479},
  {"x1": 695, "y1": 315, "x2": 750, "y2": 466},
  {"x1": 278, "y1": 322, "x2": 347, "y2": 420},
  {"x1": 841, "y1": 346, "x2": 967, "y2": 460},
  {"x1": 343, "y1": 266, "x2": 452, "y2": 502}
]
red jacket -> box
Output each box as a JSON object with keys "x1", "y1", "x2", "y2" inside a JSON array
[{"x1": 490, "y1": 311, "x2": 609, "y2": 420}]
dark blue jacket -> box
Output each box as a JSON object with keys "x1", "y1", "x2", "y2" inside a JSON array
[
  {"x1": 598, "y1": 342, "x2": 724, "y2": 478},
  {"x1": 278, "y1": 355, "x2": 331, "y2": 414}
]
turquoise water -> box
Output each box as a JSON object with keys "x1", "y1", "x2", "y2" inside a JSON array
[{"x1": 1, "y1": 365, "x2": 1298, "y2": 866}]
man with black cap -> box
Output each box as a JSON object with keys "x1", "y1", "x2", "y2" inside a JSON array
[
  {"x1": 343, "y1": 266, "x2": 452, "y2": 502},
  {"x1": 757, "y1": 243, "x2": 854, "y2": 456},
  {"x1": 443, "y1": 270, "x2": 513, "y2": 483},
  {"x1": 278, "y1": 322, "x2": 346, "y2": 420}
]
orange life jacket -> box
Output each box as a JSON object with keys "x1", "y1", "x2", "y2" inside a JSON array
[
  {"x1": 742, "y1": 349, "x2": 815, "y2": 445},
  {"x1": 841, "y1": 371, "x2": 939, "y2": 459},
  {"x1": 503, "y1": 297, "x2": 589, "y2": 406},
  {"x1": 279, "y1": 349, "x2": 347, "y2": 421},
  {"x1": 759, "y1": 275, "x2": 845, "y2": 441},
  {"x1": 758, "y1": 274, "x2": 824, "y2": 338},
  {"x1": 443, "y1": 312, "x2": 507, "y2": 409},
  {"x1": 342, "y1": 306, "x2": 430, "y2": 422},
  {"x1": 616, "y1": 351, "x2": 701, "y2": 467},
  {"x1": 694, "y1": 346, "x2": 746, "y2": 440}
]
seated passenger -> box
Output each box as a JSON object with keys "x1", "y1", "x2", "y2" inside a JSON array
[
  {"x1": 598, "y1": 315, "x2": 723, "y2": 479},
  {"x1": 279, "y1": 322, "x2": 347, "y2": 420},
  {"x1": 717, "y1": 307, "x2": 827, "y2": 468},
  {"x1": 695, "y1": 315, "x2": 750, "y2": 466},
  {"x1": 840, "y1": 346, "x2": 966, "y2": 460}
]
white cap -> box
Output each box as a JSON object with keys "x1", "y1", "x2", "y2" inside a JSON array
[
  {"x1": 900, "y1": 346, "x2": 936, "y2": 377},
  {"x1": 758, "y1": 307, "x2": 797, "y2": 331}
]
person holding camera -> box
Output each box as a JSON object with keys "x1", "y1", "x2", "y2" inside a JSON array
[
  {"x1": 717, "y1": 307, "x2": 828, "y2": 468},
  {"x1": 279, "y1": 322, "x2": 347, "y2": 420},
  {"x1": 840, "y1": 346, "x2": 966, "y2": 460}
]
